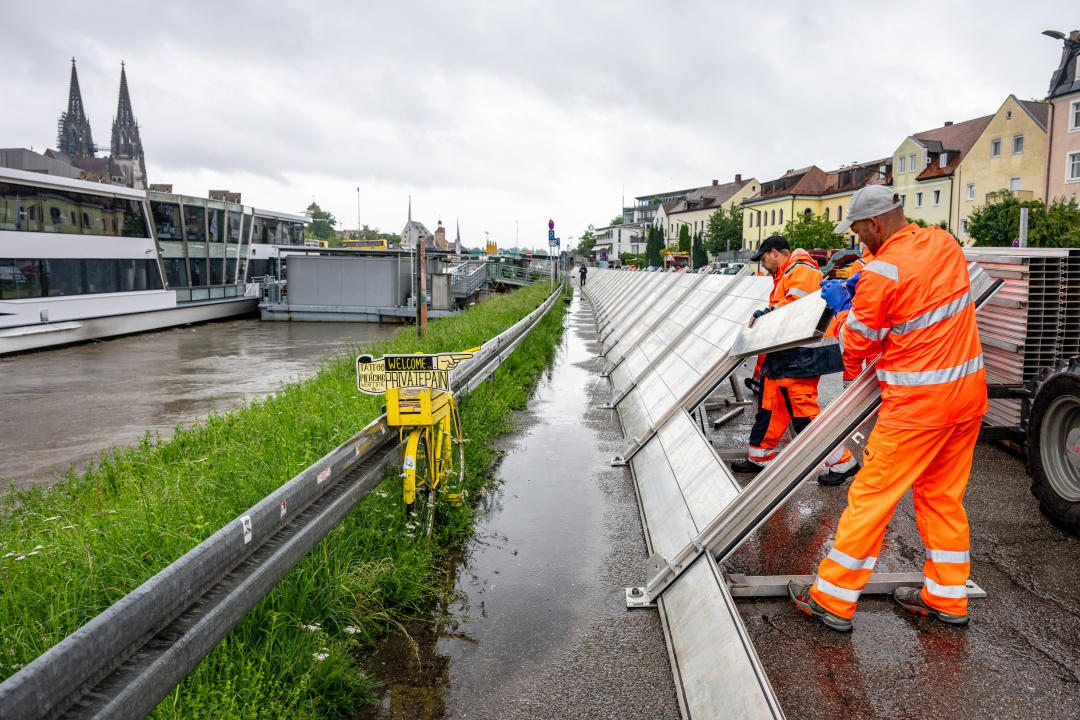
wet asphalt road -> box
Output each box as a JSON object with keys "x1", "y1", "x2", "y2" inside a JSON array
[
  {"x1": 357, "y1": 291, "x2": 678, "y2": 719},
  {"x1": 711, "y1": 370, "x2": 1080, "y2": 719}
]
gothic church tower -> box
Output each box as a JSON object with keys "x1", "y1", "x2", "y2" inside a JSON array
[
  {"x1": 57, "y1": 58, "x2": 95, "y2": 158},
  {"x1": 110, "y1": 62, "x2": 147, "y2": 189}
]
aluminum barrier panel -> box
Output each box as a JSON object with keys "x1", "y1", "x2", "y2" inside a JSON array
[
  {"x1": 600, "y1": 271, "x2": 682, "y2": 341},
  {"x1": 601, "y1": 271, "x2": 706, "y2": 352},
  {"x1": 616, "y1": 277, "x2": 771, "y2": 445},
  {"x1": 597, "y1": 272, "x2": 677, "y2": 332},
  {"x1": 608, "y1": 275, "x2": 745, "y2": 395},
  {"x1": 590, "y1": 270, "x2": 652, "y2": 321}
]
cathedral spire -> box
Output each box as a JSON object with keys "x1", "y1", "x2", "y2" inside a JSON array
[
  {"x1": 57, "y1": 57, "x2": 95, "y2": 158},
  {"x1": 110, "y1": 61, "x2": 147, "y2": 189}
]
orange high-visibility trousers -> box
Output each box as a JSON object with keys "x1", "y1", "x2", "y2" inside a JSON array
[
  {"x1": 748, "y1": 377, "x2": 855, "y2": 471},
  {"x1": 810, "y1": 416, "x2": 981, "y2": 619}
]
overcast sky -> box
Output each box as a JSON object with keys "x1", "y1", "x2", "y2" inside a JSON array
[{"x1": 2, "y1": 1, "x2": 1076, "y2": 249}]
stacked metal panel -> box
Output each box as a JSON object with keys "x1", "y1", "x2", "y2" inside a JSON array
[{"x1": 963, "y1": 248, "x2": 1080, "y2": 428}]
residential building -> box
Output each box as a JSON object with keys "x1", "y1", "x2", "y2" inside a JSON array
[
  {"x1": 622, "y1": 187, "x2": 696, "y2": 224},
  {"x1": 740, "y1": 160, "x2": 890, "y2": 252},
  {"x1": 1044, "y1": 29, "x2": 1080, "y2": 203},
  {"x1": 400, "y1": 220, "x2": 435, "y2": 248},
  {"x1": 592, "y1": 222, "x2": 646, "y2": 262},
  {"x1": 954, "y1": 95, "x2": 1049, "y2": 242},
  {"x1": 890, "y1": 115, "x2": 992, "y2": 229},
  {"x1": 0, "y1": 148, "x2": 82, "y2": 179},
  {"x1": 660, "y1": 175, "x2": 759, "y2": 253}
]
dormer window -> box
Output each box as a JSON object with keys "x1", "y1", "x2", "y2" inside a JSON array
[{"x1": 939, "y1": 154, "x2": 948, "y2": 169}]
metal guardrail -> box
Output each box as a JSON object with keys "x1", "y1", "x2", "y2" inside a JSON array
[{"x1": 0, "y1": 288, "x2": 562, "y2": 720}]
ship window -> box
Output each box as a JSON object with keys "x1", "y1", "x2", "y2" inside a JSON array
[
  {"x1": 227, "y1": 208, "x2": 242, "y2": 243},
  {"x1": 43, "y1": 259, "x2": 84, "y2": 296},
  {"x1": 226, "y1": 258, "x2": 237, "y2": 282},
  {"x1": 207, "y1": 206, "x2": 225, "y2": 243},
  {"x1": 84, "y1": 257, "x2": 118, "y2": 294},
  {"x1": 183, "y1": 204, "x2": 206, "y2": 243},
  {"x1": 151, "y1": 201, "x2": 183, "y2": 241},
  {"x1": 163, "y1": 257, "x2": 187, "y2": 288},
  {"x1": 210, "y1": 257, "x2": 224, "y2": 285},
  {"x1": 0, "y1": 259, "x2": 42, "y2": 299},
  {"x1": 188, "y1": 257, "x2": 207, "y2": 287},
  {"x1": 241, "y1": 212, "x2": 251, "y2": 244}
]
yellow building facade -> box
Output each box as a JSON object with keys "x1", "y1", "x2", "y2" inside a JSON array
[{"x1": 954, "y1": 95, "x2": 1048, "y2": 243}]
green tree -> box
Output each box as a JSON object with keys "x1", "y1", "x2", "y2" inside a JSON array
[
  {"x1": 782, "y1": 211, "x2": 845, "y2": 250},
  {"x1": 645, "y1": 225, "x2": 664, "y2": 267},
  {"x1": 305, "y1": 209, "x2": 338, "y2": 243},
  {"x1": 705, "y1": 204, "x2": 744, "y2": 255},
  {"x1": 968, "y1": 192, "x2": 1080, "y2": 247},
  {"x1": 620, "y1": 252, "x2": 646, "y2": 267},
  {"x1": 610, "y1": 215, "x2": 624, "y2": 225},
  {"x1": 678, "y1": 224, "x2": 691, "y2": 252},
  {"x1": 576, "y1": 225, "x2": 597, "y2": 256},
  {"x1": 692, "y1": 231, "x2": 708, "y2": 269}
]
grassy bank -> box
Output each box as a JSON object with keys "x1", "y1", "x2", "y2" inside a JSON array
[{"x1": 0, "y1": 283, "x2": 567, "y2": 718}]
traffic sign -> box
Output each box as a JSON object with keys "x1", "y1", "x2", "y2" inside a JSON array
[
  {"x1": 548, "y1": 229, "x2": 555, "y2": 242},
  {"x1": 548, "y1": 219, "x2": 555, "y2": 230}
]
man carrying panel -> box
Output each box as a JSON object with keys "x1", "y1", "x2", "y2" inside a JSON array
[
  {"x1": 730, "y1": 235, "x2": 858, "y2": 485},
  {"x1": 788, "y1": 185, "x2": 988, "y2": 632}
]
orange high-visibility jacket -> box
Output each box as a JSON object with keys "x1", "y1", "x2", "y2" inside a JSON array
[
  {"x1": 838, "y1": 224, "x2": 987, "y2": 428},
  {"x1": 769, "y1": 248, "x2": 821, "y2": 309}
]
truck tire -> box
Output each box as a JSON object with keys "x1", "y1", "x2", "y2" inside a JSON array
[{"x1": 1027, "y1": 357, "x2": 1080, "y2": 536}]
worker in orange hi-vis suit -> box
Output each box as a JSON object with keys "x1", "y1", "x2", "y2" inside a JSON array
[
  {"x1": 729, "y1": 235, "x2": 858, "y2": 485},
  {"x1": 788, "y1": 185, "x2": 987, "y2": 632}
]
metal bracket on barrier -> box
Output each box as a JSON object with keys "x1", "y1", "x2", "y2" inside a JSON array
[
  {"x1": 611, "y1": 435, "x2": 644, "y2": 466},
  {"x1": 625, "y1": 586, "x2": 656, "y2": 609}
]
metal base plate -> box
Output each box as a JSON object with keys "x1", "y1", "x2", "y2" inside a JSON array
[
  {"x1": 625, "y1": 586, "x2": 656, "y2": 609},
  {"x1": 725, "y1": 573, "x2": 987, "y2": 599}
]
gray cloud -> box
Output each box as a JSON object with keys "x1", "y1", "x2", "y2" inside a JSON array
[{"x1": 2, "y1": 0, "x2": 1075, "y2": 247}]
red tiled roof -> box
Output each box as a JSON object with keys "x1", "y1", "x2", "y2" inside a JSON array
[{"x1": 912, "y1": 115, "x2": 992, "y2": 181}]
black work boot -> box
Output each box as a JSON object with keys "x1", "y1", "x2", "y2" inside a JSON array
[
  {"x1": 818, "y1": 462, "x2": 860, "y2": 486},
  {"x1": 787, "y1": 580, "x2": 853, "y2": 632},
  {"x1": 893, "y1": 586, "x2": 968, "y2": 625},
  {"x1": 729, "y1": 458, "x2": 764, "y2": 474}
]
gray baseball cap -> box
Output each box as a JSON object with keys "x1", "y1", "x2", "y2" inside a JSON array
[{"x1": 833, "y1": 185, "x2": 902, "y2": 234}]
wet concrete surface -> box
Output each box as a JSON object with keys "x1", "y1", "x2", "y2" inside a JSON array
[
  {"x1": 0, "y1": 319, "x2": 400, "y2": 491},
  {"x1": 356, "y1": 291, "x2": 678, "y2": 719},
  {"x1": 709, "y1": 368, "x2": 1080, "y2": 719}
]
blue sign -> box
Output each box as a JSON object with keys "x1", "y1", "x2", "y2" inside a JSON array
[{"x1": 548, "y1": 229, "x2": 555, "y2": 242}]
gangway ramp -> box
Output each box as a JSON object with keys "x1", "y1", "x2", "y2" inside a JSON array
[{"x1": 583, "y1": 264, "x2": 1001, "y2": 719}]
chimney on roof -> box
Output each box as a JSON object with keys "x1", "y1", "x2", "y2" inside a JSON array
[
  {"x1": 944, "y1": 121, "x2": 953, "y2": 126},
  {"x1": 712, "y1": 179, "x2": 718, "y2": 186},
  {"x1": 735, "y1": 174, "x2": 742, "y2": 182}
]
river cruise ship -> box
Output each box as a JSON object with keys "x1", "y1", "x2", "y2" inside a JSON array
[{"x1": 0, "y1": 167, "x2": 305, "y2": 354}]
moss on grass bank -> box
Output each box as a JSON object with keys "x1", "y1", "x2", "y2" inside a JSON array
[{"x1": 0, "y1": 283, "x2": 566, "y2": 719}]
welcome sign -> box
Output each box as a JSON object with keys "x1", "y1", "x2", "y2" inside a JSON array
[{"x1": 356, "y1": 352, "x2": 474, "y2": 394}]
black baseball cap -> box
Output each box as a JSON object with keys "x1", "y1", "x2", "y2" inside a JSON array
[{"x1": 749, "y1": 235, "x2": 790, "y2": 261}]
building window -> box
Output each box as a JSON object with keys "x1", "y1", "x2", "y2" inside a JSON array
[
  {"x1": 939, "y1": 154, "x2": 948, "y2": 168},
  {"x1": 932, "y1": 189, "x2": 941, "y2": 205},
  {"x1": 837, "y1": 205, "x2": 843, "y2": 220},
  {"x1": 960, "y1": 218, "x2": 969, "y2": 236},
  {"x1": 1012, "y1": 134, "x2": 1024, "y2": 154},
  {"x1": 915, "y1": 192, "x2": 923, "y2": 208},
  {"x1": 824, "y1": 207, "x2": 830, "y2": 220},
  {"x1": 899, "y1": 194, "x2": 906, "y2": 207},
  {"x1": 1070, "y1": 100, "x2": 1080, "y2": 131},
  {"x1": 909, "y1": 153, "x2": 917, "y2": 170},
  {"x1": 1009, "y1": 177, "x2": 1021, "y2": 192},
  {"x1": 771, "y1": 210, "x2": 775, "y2": 225},
  {"x1": 1068, "y1": 151, "x2": 1080, "y2": 182},
  {"x1": 990, "y1": 138, "x2": 1001, "y2": 157},
  {"x1": 1006, "y1": 110, "x2": 1013, "y2": 120},
  {"x1": 966, "y1": 183, "x2": 975, "y2": 202},
  {"x1": 898, "y1": 156, "x2": 906, "y2": 173},
  {"x1": 779, "y1": 209, "x2": 784, "y2": 224}
]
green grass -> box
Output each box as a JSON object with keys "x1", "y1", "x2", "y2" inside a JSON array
[{"x1": 0, "y1": 283, "x2": 567, "y2": 718}]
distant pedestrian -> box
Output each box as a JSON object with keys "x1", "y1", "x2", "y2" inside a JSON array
[{"x1": 579, "y1": 264, "x2": 587, "y2": 288}]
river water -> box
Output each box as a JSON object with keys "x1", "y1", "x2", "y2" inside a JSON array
[{"x1": 0, "y1": 319, "x2": 400, "y2": 492}]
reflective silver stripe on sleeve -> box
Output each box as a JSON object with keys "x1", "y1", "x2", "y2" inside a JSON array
[
  {"x1": 863, "y1": 259, "x2": 899, "y2": 282},
  {"x1": 788, "y1": 288, "x2": 809, "y2": 298},
  {"x1": 837, "y1": 323, "x2": 845, "y2": 352},
  {"x1": 891, "y1": 292, "x2": 972, "y2": 336},
  {"x1": 926, "y1": 549, "x2": 970, "y2": 564},
  {"x1": 845, "y1": 311, "x2": 890, "y2": 342},
  {"x1": 924, "y1": 577, "x2": 968, "y2": 599},
  {"x1": 813, "y1": 577, "x2": 862, "y2": 603},
  {"x1": 826, "y1": 548, "x2": 877, "y2": 571},
  {"x1": 876, "y1": 355, "x2": 984, "y2": 386}
]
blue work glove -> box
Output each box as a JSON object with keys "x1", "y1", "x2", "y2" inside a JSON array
[
  {"x1": 751, "y1": 306, "x2": 773, "y2": 319},
  {"x1": 842, "y1": 271, "x2": 861, "y2": 297},
  {"x1": 819, "y1": 279, "x2": 852, "y2": 313}
]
